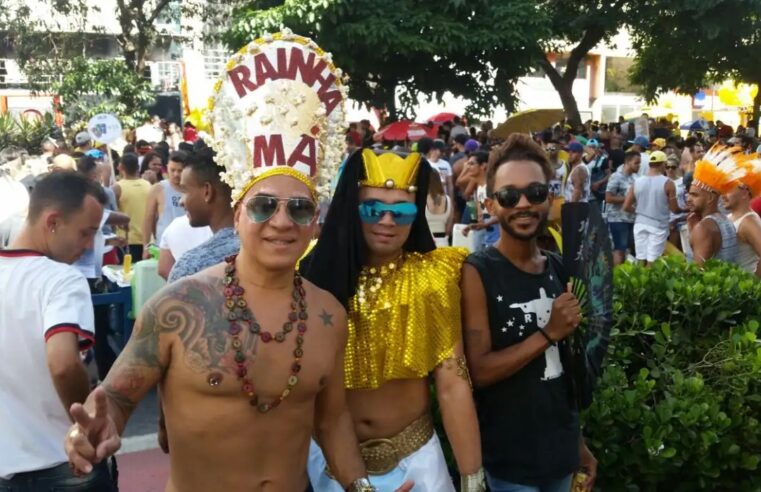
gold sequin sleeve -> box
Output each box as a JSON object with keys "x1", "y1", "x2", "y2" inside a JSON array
[{"x1": 344, "y1": 247, "x2": 469, "y2": 390}]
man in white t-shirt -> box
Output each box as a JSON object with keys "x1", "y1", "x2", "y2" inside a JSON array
[
  {"x1": 0, "y1": 171, "x2": 116, "y2": 490},
  {"x1": 157, "y1": 214, "x2": 212, "y2": 279},
  {"x1": 628, "y1": 135, "x2": 651, "y2": 176}
]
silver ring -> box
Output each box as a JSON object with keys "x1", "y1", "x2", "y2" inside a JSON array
[{"x1": 68, "y1": 427, "x2": 82, "y2": 440}]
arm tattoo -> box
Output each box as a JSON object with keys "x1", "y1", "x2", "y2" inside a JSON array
[
  {"x1": 438, "y1": 355, "x2": 473, "y2": 388},
  {"x1": 319, "y1": 309, "x2": 334, "y2": 327}
]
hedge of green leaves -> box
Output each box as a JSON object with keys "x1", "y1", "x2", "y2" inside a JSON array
[{"x1": 584, "y1": 256, "x2": 761, "y2": 491}]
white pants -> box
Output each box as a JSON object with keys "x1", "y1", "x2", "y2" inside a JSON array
[
  {"x1": 634, "y1": 223, "x2": 668, "y2": 262},
  {"x1": 307, "y1": 434, "x2": 455, "y2": 492}
]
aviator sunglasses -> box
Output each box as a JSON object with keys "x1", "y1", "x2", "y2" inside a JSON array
[
  {"x1": 245, "y1": 195, "x2": 317, "y2": 226},
  {"x1": 358, "y1": 200, "x2": 418, "y2": 225},
  {"x1": 493, "y1": 183, "x2": 550, "y2": 208}
]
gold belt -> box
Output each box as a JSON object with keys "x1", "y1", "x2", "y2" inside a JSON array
[{"x1": 359, "y1": 413, "x2": 434, "y2": 475}]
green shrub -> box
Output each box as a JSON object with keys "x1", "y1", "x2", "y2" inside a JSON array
[
  {"x1": 0, "y1": 112, "x2": 55, "y2": 154},
  {"x1": 584, "y1": 256, "x2": 761, "y2": 491}
]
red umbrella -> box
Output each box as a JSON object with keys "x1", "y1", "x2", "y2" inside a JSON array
[
  {"x1": 426, "y1": 112, "x2": 459, "y2": 124},
  {"x1": 374, "y1": 121, "x2": 438, "y2": 142}
]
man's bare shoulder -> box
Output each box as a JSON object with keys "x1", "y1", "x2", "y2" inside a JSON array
[
  {"x1": 697, "y1": 216, "x2": 721, "y2": 234},
  {"x1": 302, "y1": 279, "x2": 347, "y2": 332},
  {"x1": 148, "y1": 265, "x2": 225, "y2": 309}
]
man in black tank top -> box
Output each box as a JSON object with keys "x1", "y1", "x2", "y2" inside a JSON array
[{"x1": 461, "y1": 134, "x2": 598, "y2": 491}]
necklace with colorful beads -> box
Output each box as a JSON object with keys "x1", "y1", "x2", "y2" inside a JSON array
[{"x1": 223, "y1": 254, "x2": 307, "y2": 413}]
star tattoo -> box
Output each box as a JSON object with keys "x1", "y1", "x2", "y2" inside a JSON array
[{"x1": 319, "y1": 309, "x2": 334, "y2": 327}]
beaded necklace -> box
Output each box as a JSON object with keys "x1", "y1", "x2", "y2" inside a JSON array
[
  {"x1": 223, "y1": 255, "x2": 307, "y2": 413},
  {"x1": 356, "y1": 255, "x2": 404, "y2": 304}
]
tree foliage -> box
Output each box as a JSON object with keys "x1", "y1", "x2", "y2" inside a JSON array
[
  {"x1": 225, "y1": 0, "x2": 548, "y2": 120},
  {"x1": 52, "y1": 57, "x2": 154, "y2": 129},
  {"x1": 629, "y1": 0, "x2": 761, "y2": 129}
]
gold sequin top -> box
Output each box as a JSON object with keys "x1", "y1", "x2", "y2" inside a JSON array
[{"x1": 344, "y1": 247, "x2": 469, "y2": 390}]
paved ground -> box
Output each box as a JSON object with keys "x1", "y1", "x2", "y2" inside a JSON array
[
  {"x1": 117, "y1": 448, "x2": 170, "y2": 491},
  {"x1": 117, "y1": 389, "x2": 170, "y2": 490}
]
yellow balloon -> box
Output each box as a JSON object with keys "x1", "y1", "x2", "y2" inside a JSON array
[{"x1": 719, "y1": 86, "x2": 742, "y2": 106}]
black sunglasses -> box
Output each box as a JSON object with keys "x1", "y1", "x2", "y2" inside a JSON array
[
  {"x1": 492, "y1": 183, "x2": 550, "y2": 208},
  {"x1": 245, "y1": 195, "x2": 317, "y2": 226}
]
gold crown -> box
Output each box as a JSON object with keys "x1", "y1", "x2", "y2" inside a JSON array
[{"x1": 360, "y1": 149, "x2": 421, "y2": 193}]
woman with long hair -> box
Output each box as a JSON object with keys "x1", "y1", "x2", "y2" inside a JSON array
[
  {"x1": 139, "y1": 150, "x2": 164, "y2": 184},
  {"x1": 426, "y1": 167, "x2": 452, "y2": 247}
]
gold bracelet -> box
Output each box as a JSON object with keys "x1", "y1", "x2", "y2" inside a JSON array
[
  {"x1": 346, "y1": 478, "x2": 376, "y2": 492},
  {"x1": 460, "y1": 467, "x2": 486, "y2": 492}
]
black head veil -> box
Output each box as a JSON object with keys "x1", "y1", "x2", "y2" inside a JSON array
[{"x1": 300, "y1": 149, "x2": 435, "y2": 308}]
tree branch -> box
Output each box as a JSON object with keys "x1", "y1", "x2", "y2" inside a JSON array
[
  {"x1": 147, "y1": 0, "x2": 173, "y2": 25},
  {"x1": 539, "y1": 56, "x2": 563, "y2": 91},
  {"x1": 563, "y1": 26, "x2": 605, "y2": 84}
]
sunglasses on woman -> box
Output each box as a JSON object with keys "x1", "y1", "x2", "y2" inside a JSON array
[
  {"x1": 492, "y1": 183, "x2": 550, "y2": 208},
  {"x1": 358, "y1": 200, "x2": 418, "y2": 225},
  {"x1": 245, "y1": 195, "x2": 317, "y2": 226}
]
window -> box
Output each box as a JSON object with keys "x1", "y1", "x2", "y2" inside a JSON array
[
  {"x1": 88, "y1": 38, "x2": 116, "y2": 58},
  {"x1": 555, "y1": 54, "x2": 587, "y2": 79},
  {"x1": 203, "y1": 48, "x2": 230, "y2": 81},
  {"x1": 154, "y1": 61, "x2": 181, "y2": 91},
  {"x1": 601, "y1": 105, "x2": 618, "y2": 124},
  {"x1": 605, "y1": 57, "x2": 640, "y2": 94}
]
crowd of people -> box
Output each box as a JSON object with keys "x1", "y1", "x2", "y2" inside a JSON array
[
  {"x1": 1, "y1": 33, "x2": 759, "y2": 492},
  {"x1": 408, "y1": 116, "x2": 761, "y2": 276}
]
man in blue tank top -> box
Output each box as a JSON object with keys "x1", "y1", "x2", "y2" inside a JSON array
[{"x1": 461, "y1": 134, "x2": 597, "y2": 492}]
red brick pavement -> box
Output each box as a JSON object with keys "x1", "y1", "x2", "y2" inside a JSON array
[{"x1": 117, "y1": 448, "x2": 170, "y2": 492}]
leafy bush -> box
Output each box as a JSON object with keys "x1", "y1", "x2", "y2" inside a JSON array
[
  {"x1": 0, "y1": 112, "x2": 56, "y2": 154},
  {"x1": 53, "y1": 57, "x2": 153, "y2": 129},
  {"x1": 584, "y1": 256, "x2": 761, "y2": 491}
]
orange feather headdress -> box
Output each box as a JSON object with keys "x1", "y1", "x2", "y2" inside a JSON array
[
  {"x1": 737, "y1": 157, "x2": 761, "y2": 197},
  {"x1": 692, "y1": 145, "x2": 755, "y2": 194}
]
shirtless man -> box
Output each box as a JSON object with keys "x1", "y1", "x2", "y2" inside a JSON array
[
  {"x1": 65, "y1": 30, "x2": 405, "y2": 492},
  {"x1": 65, "y1": 173, "x2": 381, "y2": 490}
]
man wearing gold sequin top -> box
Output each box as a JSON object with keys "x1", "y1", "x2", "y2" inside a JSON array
[{"x1": 303, "y1": 149, "x2": 486, "y2": 491}]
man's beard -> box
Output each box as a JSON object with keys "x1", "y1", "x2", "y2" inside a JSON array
[{"x1": 498, "y1": 211, "x2": 549, "y2": 240}]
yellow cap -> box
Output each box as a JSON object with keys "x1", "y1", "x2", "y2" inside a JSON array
[{"x1": 649, "y1": 150, "x2": 668, "y2": 164}]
